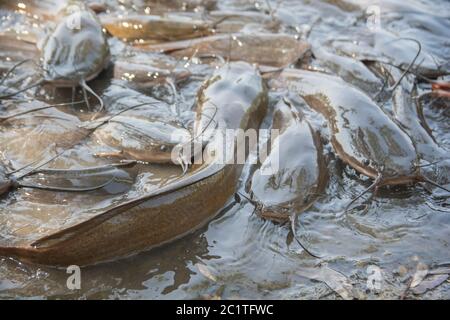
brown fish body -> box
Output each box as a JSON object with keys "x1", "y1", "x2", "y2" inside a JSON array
[
  {"x1": 0, "y1": 32, "x2": 39, "y2": 59},
  {"x1": 136, "y1": 33, "x2": 310, "y2": 68},
  {"x1": 207, "y1": 10, "x2": 280, "y2": 33},
  {"x1": 273, "y1": 69, "x2": 420, "y2": 186},
  {"x1": 101, "y1": 14, "x2": 214, "y2": 42},
  {"x1": 113, "y1": 53, "x2": 190, "y2": 89},
  {"x1": 0, "y1": 62, "x2": 268, "y2": 266},
  {"x1": 312, "y1": 46, "x2": 382, "y2": 96},
  {"x1": 250, "y1": 99, "x2": 327, "y2": 223}
]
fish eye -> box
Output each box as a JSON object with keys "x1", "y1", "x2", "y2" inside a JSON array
[{"x1": 160, "y1": 145, "x2": 167, "y2": 152}]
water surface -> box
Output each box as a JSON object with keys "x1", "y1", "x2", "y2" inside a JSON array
[{"x1": 0, "y1": 0, "x2": 449, "y2": 299}]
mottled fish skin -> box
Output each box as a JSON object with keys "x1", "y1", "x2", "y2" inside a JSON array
[
  {"x1": 250, "y1": 99, "x2": 327, "y2": 223},
  {"x1": 273, "y1": 69, "x2": 419, "y2": 185},
  {"x1": 41, "y1": 3, "x2": 110, "y2": 86}
]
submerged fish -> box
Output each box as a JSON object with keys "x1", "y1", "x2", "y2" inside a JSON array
[{"x1": 136, "y1": 33, "x2": 311, "y2": 68}]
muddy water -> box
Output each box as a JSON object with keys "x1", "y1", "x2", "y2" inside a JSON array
[{"x1": 0, "y1": 0, "x2": 449, "y2": 299}]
